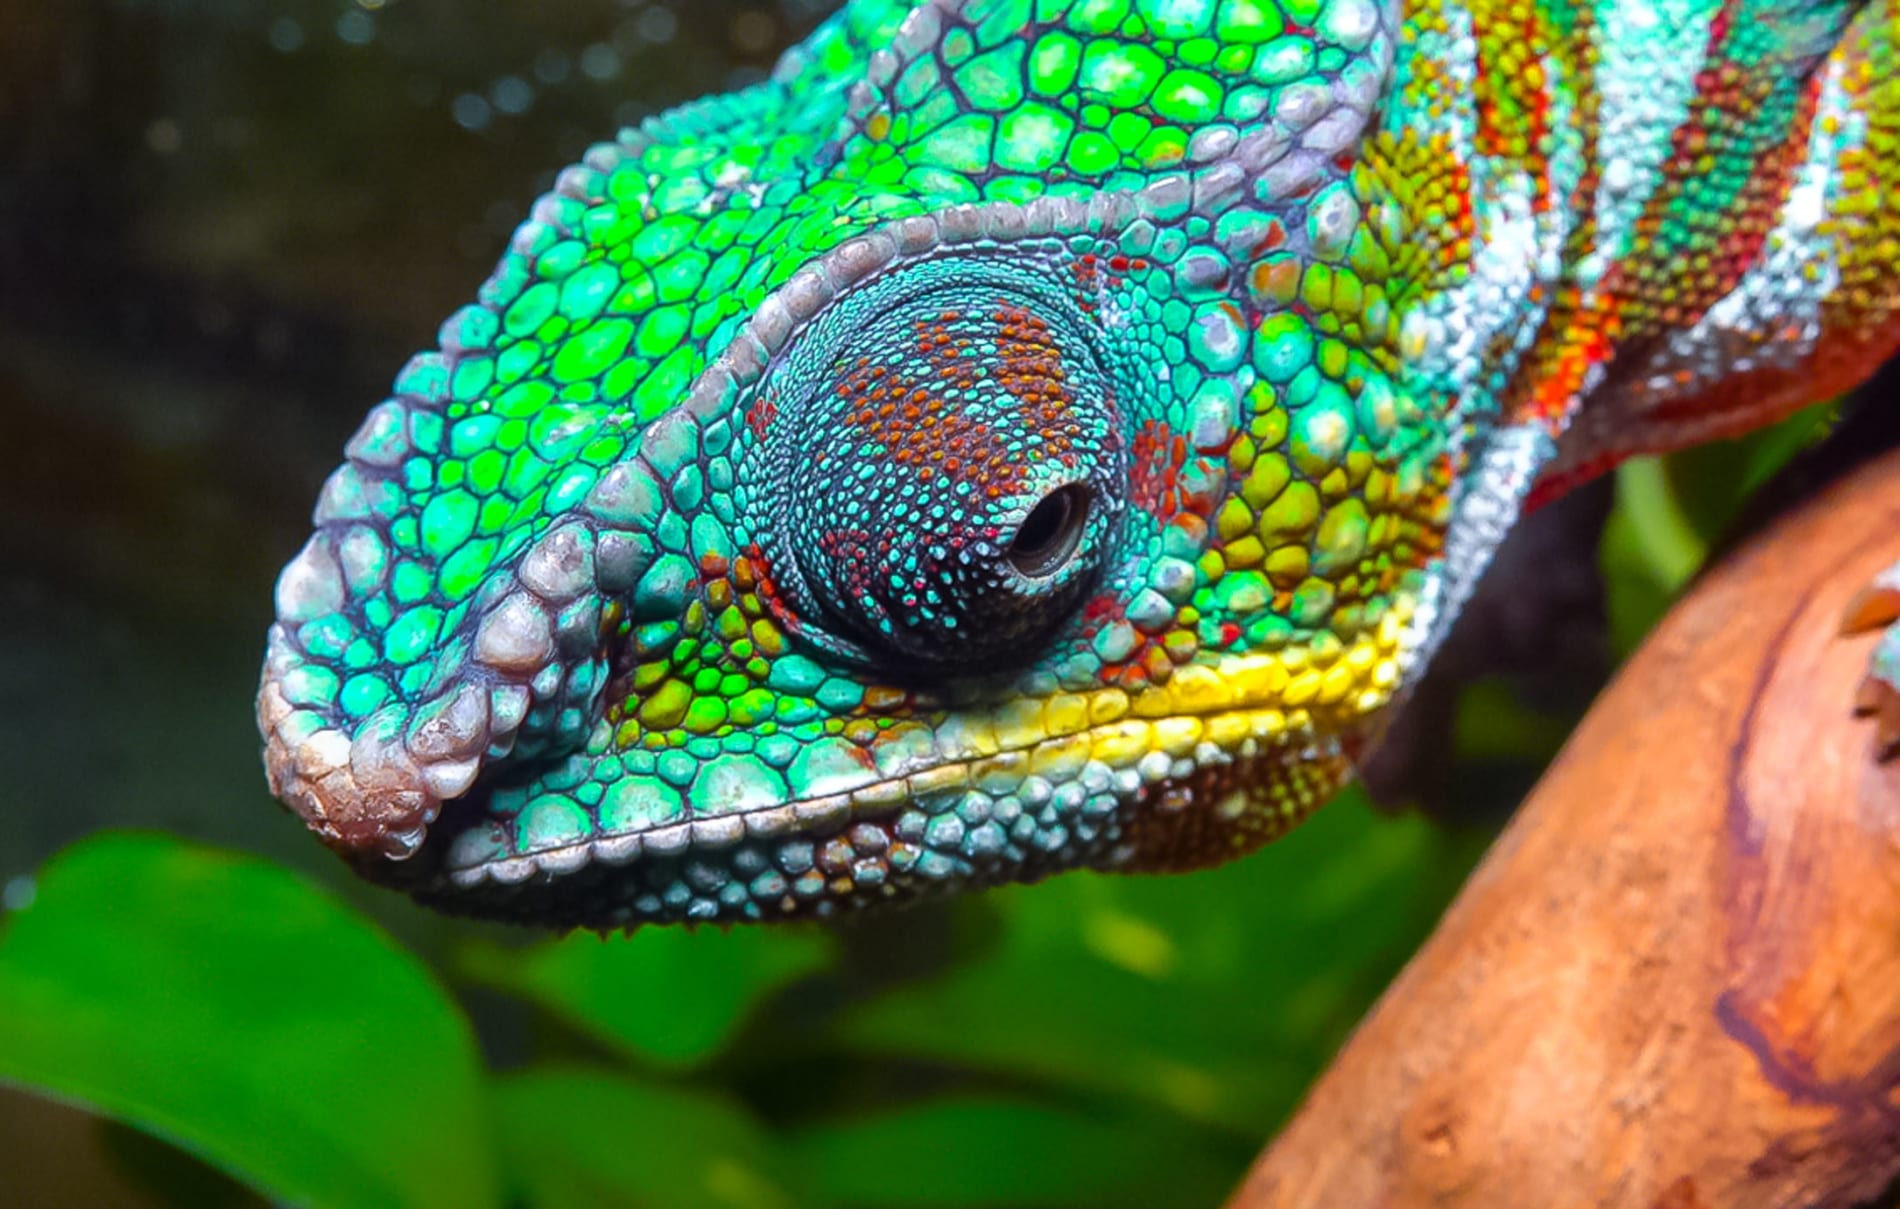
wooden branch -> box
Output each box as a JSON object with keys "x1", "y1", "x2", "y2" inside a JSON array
[{"x1": 1231, "y1": 447, "x2": 1900, "y2": 1209}]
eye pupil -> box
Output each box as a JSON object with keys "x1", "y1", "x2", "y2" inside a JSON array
[{"x1": 1008, "y1": 485, "x2": 1090, "y2": 578}]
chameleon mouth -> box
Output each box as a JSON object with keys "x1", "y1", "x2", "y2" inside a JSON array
[
  {"x1": 422, "y1": 603, "x2": 1413, "y2": 896},
  {"x1": 264, "y1": 569, "x2": 1414, "y2": 921},
  {"x1": 434, "y1": 699, "x2": 1337, "y2": 890}
]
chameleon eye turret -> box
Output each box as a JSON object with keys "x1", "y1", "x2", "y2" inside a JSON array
[
  {"x1": 259, "y1": 0, "x2": 1900, "y2": 927},
  {"x1": 761, "y1": 281, "x2": 1127, "y2": 671}
]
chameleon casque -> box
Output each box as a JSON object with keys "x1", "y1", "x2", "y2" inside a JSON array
[{"x1": 258, "y1": 0, "x2": 1900, "y2": 928}]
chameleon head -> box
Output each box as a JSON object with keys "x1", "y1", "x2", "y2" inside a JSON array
[{"x1": 258, "y1": 0, "x2": 1458, "y2": 926}]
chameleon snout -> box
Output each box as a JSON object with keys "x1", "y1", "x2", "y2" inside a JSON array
[{"x1": 258, "y1": 469, "x2": 622, "y2": 862}]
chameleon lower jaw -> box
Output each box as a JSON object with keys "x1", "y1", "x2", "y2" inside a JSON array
[
  {"x1": 386, "y1": 720, "x2": 1356, "y2": 929},
  {"x1": 261, "y1": 593, "x2": 1415, "y2": 924},
  {"x1": 435, "y1": 698, "x2": 1339, "y2": 890},
  {"x1": 264, "y1": 612, "x2": 1398, "y2": 923}
]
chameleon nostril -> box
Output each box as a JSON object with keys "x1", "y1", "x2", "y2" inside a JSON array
[{"x1": 1007, "y1": 484, "x2": 1091, "y2": 579}]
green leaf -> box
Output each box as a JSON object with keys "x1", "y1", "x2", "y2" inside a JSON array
[
  {"x1": 833, "y1": 790, "x2": 1481, "y2": 1135},
  {"x1": 458, "y1": 921, "x2": 833, "y2": 1068},
  {"x1": 0, "y1": 831, "x2": 498, "y2": 1209},
  {"x1": 1611, "y1": 458, "x2": 1708, "y2": 594},
  {"x1": 494, "y1": 1067, "x2": 797, "y2": 1209},
  {"x1": 1602, "y1": 404, "x2": 1836, "y2": 657},
  {"x1": 785, "y1": 1096, "x2": 1241, "y2": 1208}
]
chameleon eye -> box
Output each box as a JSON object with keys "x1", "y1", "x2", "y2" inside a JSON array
[
  {"x1": 1007, "y1": 484, "x2": 1091, "y2": 579},
  {"x1": 758, "y1": 282, "x2": 1127, "y2": 672}
]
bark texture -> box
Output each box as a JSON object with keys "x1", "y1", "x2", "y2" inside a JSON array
[{"x1": 1231, "y1": 448, "x2": 1900, "y2": 1209}]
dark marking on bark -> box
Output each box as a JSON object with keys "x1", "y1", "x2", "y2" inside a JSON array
[{"x1": 1713, "y1": 530, "x2": 1900, "y2": 1201}]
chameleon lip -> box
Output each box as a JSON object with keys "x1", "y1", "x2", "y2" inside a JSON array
[
  {"x1": 434, "y1": 696, "x2": 1355, "y2": 892},
  {"x1": 426, "y1": 603, "x2": 1417, "y2": 892},
  {"x1": 265, "y1": 596, "x2": 1413, "y2": 875},
  {"x1": 404, "y1": 723, "x2": 1352, "y2": 929}
]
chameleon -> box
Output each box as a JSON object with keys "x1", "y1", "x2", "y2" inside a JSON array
[{"x1": 258, "y1": 0, "x2": 1900, "y2": 928}]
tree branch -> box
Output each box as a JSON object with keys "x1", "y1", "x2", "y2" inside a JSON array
[{"x1": 1232, "y1": 447, "x2": 1900, "y2": 1209}]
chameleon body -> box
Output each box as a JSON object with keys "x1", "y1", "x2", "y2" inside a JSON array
[{"x1": 259, "y1": 0, "x2": 1900, "y2": 927}]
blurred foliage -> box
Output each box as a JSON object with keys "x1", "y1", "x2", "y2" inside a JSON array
[
  {"x1": 782, "y1": 1097, "x2": 1240, "y2": 1208},
  {"x1": 832, "y1": 790, "x2": 1472, "y2": 1136},
  {"x1": 0, "y1": 833, "x2": 496, "y2": 1209},
  {"x1": 1601, "y1": 406, "x2": 1836, "y2": 657},
  {"x1": 494, "y1": 1069, "x2": 793, "y2": 1209},
  {"x1": 0, "y1": 792, "x2": 1482, "y2": 1208},
  {"x1": 459, "y1": 913, "x2": 833, "y2": 1070}
]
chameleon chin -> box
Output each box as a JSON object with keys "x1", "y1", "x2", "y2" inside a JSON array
[{"x1": 258, "y1": 0, "x2": 1900, "y2": 928}]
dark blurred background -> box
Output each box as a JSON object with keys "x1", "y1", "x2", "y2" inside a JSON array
[
  {"x1": 0, "y1": 0, "x2": 838, "y2": 887},
  {"x1": 0, "y1": 2, "x2": 1848, "y2": 1205}
]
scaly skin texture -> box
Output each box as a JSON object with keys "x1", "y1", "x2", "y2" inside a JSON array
[{"x1": 258, "y1": 0, "x2": 1900, "y2": 927}]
